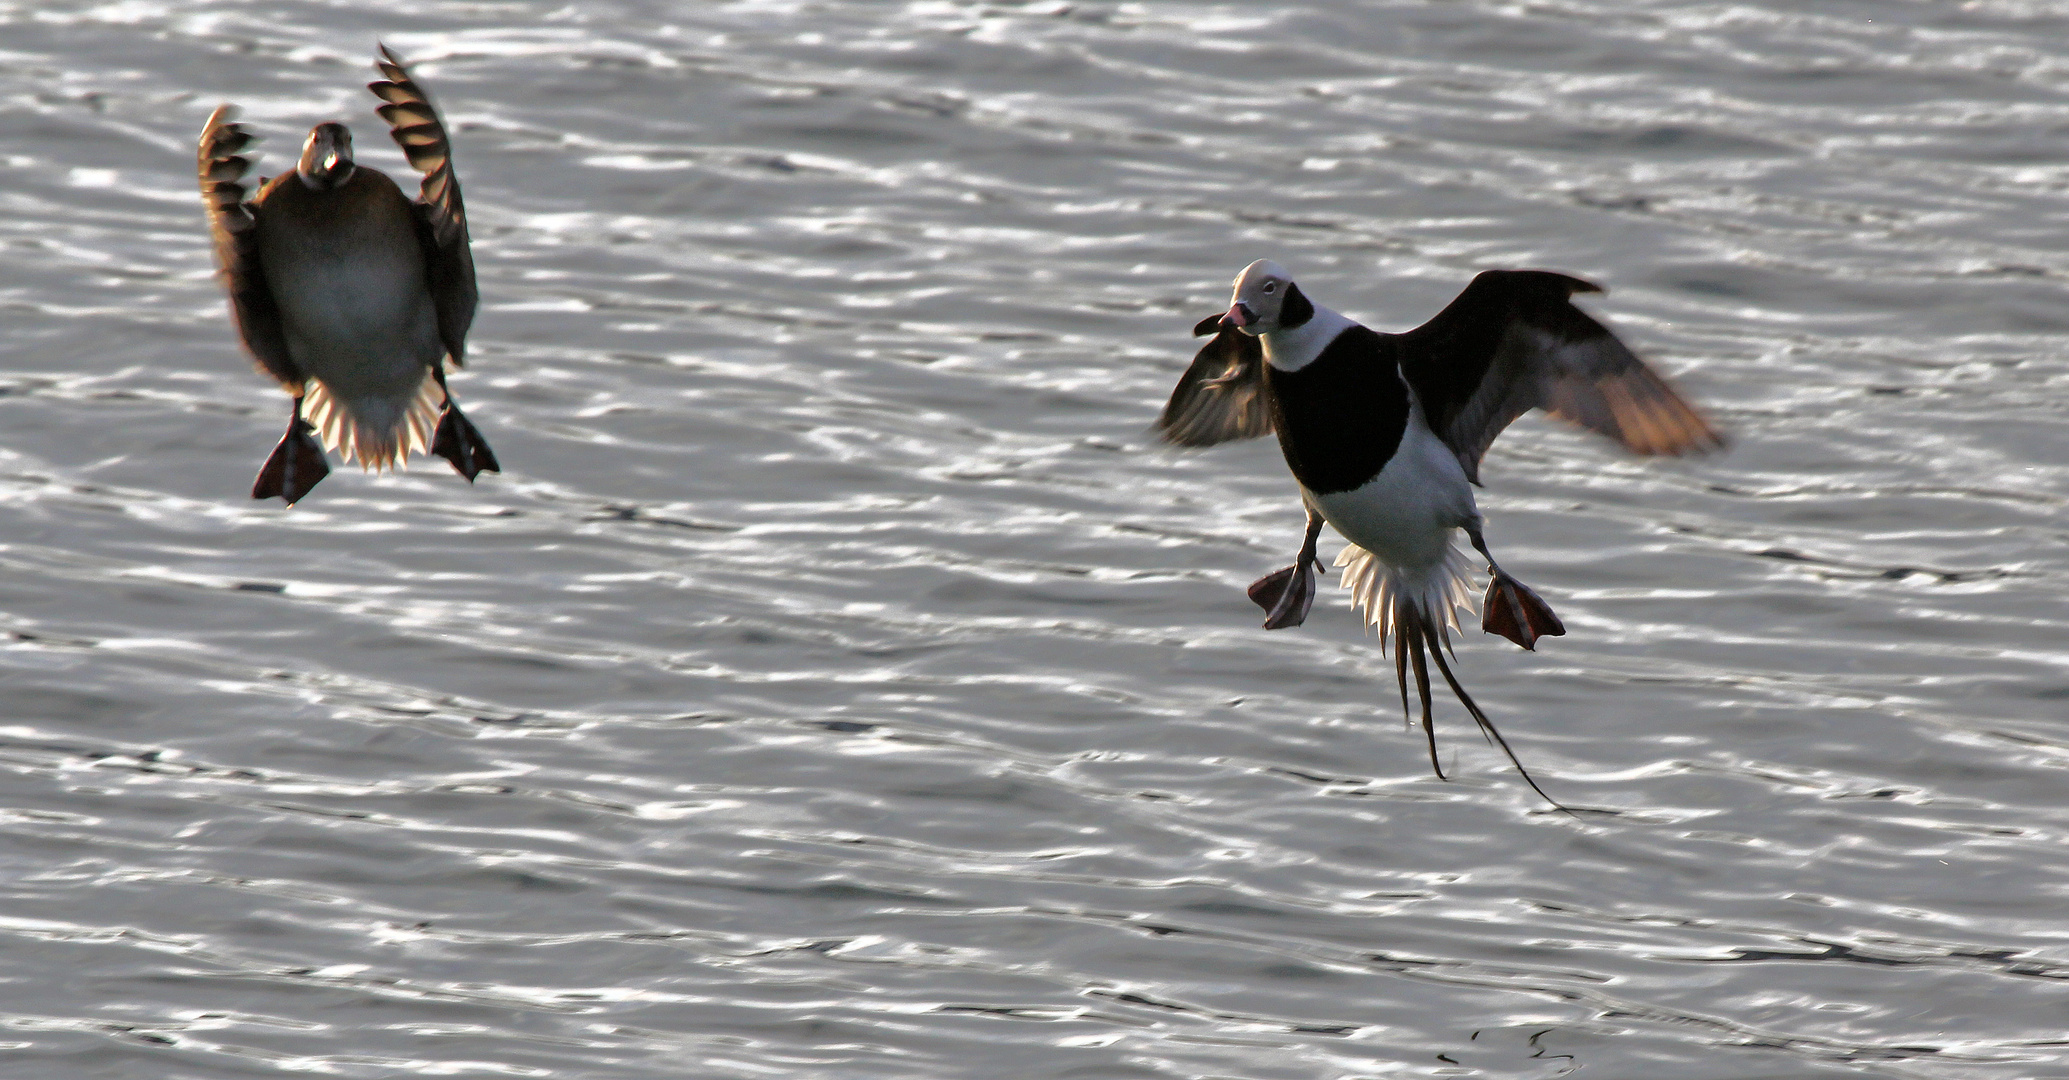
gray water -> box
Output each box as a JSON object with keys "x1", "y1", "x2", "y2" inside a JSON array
[{"x1": 2, "y1": 2, "x2": 2067, "y2": 1077}]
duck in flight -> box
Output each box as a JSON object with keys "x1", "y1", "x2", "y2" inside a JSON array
[
  {"x1": 1159, "y1": 261, "x2": 1722, "y2": 806},
  {"x1": 197, "y1": 45, "x2": 497, "y2": 506}
]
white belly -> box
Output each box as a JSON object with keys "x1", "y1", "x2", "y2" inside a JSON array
[{"x1": 1310, "y1": 411, "x2": 1478, "y2": 575}]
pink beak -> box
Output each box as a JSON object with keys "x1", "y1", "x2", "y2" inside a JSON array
[{"x1": 1220, "y1": 302, "x2": 1253, "y2": 330}]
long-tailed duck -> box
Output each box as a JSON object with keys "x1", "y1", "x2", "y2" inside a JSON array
[
  {"x1": 1159, "y1": 260, "x2": 1722, "y2": 806},
  {"x1": 197, "y1": 45, "x2": 497, "y2": 505}
]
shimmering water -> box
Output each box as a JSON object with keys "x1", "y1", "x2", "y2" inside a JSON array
[{"x1": 3, "y1": 2, "x2": 2069, "y2": 1077}]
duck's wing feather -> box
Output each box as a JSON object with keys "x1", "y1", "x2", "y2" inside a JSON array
[
  {"x1": 370, "y1": 45, "x2": 477, "y2": 366},
  {"x1": 1155, "y1": 313, "x2": 1273, "y2": 447},
  {"x1": 1397, "y1": 270, "x2": 1722, "y2": 484},
  {"x1": 198, "y1": 106, "x2": 300, "y2": 391}
]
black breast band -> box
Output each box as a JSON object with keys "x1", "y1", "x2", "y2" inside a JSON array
[{"x1": 1264, "y1": 326, "x2": 1409, "y2": 495}]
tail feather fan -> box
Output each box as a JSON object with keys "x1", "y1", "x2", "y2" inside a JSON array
[{"x1": 303, "y1": 369, "x2": 445, "y2": 470}]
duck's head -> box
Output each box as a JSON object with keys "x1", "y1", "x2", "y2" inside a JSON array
[
  {"x1": 295, "y1": 122, "x2": 356, "y2": 191},
  {"x1": 1220, "y1": 259, "x2": 1314, "y2": 337}
]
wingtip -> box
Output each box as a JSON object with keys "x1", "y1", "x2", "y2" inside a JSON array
[
  {"x1": 1671, "y1": 411, "x2": 1731, "y2": 457},
  {"x1": 1146, "y1": 419, "x2": 1198, "y2": 449},
  {"x1": 1675, "y1": 424, "x2": 1729, "y2": 457},
  {"x1": 372, "y1": 43, "x2": 413, "y2": 88}
]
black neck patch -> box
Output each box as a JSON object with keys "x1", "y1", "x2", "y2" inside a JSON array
[
  {"x1": 1278, "y1": 281, "x2": 1315, "y2": 330},
  {"x1": 1263, "y1": 325, "x2": 1409, "y2": 494}
]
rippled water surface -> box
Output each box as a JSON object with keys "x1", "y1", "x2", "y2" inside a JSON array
[{"x1": 4, "y1": 1, "x2": 2069, "y2": 1076}]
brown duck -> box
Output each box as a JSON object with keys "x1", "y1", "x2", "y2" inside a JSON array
[{"x1": 197, "y1": 45, "x2": 497, "y2": 505}]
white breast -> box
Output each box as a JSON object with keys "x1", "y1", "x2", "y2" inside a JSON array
[{"x1": 1310, "y1": 404, "x2": 1478, "y2": 576}]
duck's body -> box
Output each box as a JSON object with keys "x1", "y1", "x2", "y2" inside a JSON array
[
  {"x1": 1258, "y1": 316, "x2": 1476, "y2": 576},
  {"x1": 198, "y1": 46, "x2": 496, "y2": 504},
  {"x1": 254, "y1": 166, "x2": 447, "y2": 466},
  {"x1": 1310, "y1": 410, "x2": 1476, "y2": 593},
  {"x1": 1159, "y1": 261, "x2": 1723, "y2": 805}
]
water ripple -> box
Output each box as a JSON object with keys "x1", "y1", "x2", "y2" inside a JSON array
[{"x1": 2, "y1": 1, "x2": 2068, "y2": 1077}]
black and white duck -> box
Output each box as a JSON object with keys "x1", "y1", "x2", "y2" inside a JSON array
[{"x1": 1159, "y1": 260, "x2": 1722, "y2": 805}]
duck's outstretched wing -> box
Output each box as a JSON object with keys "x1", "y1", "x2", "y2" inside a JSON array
[
  {"x1": 198, "y1": 105, "x2": 300, "y2": 391},
  {"x1": 1397, "y1": 270, "x2": 1722, "y2": 484},
  {"x1": 370, "y1": 44, "x2": 477, "y2": 366},
  {"x1": 1156, "y1": 313, "x2": 1273, "y2": 447}
]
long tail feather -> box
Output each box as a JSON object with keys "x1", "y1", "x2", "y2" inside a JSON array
[
  {"x1": 1393, "y1": 627, "x2": 1411, "y2": 729},
  {"x1": 1347, "y1": 540, "x2": 1569, "y2": 811},
  {"x1": 1402, "y1": 615, "x2": 1444, "y2": 780},
  {"x1": 1420, "y1": 621, "x2": 1572, "y2": 814}
]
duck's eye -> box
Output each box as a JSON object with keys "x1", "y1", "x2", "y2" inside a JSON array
[{"x1": 1262, "y1": 282, "x2": 1277, "y2": 293}]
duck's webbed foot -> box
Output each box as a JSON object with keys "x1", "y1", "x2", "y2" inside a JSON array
[
  {"x1": 1482, "y1": 570, "x2": 1565, "y2": 652},
  {"x1": 1468, "y1": 523, "x2": 1566, "y2": 651},
  {"x1": 432, "y1": 399, "x2": 500, "y2": 482},
  {"x1": 252, "y1": 405, "x2": 329, "y2": 506},
  {"x1": 1247, "y1": 506, "x2": 1325, "y2": 630},
  {"x1": 1248, "y1": 562, "x2": 1316, "y2": 630}
]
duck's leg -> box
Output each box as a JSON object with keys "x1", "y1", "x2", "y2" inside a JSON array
[
  {"x1": 430, "y1": 367, "x2": 500, "y2": 483},
  {"x1": 1467, "y1": 523, "x2": 1565, "y2": 651},
  {"x1": 251, "y1": 395, "x2": 329, "y2": 506},
  {"x1": 1248, "y1": 507, "x2": 1324, "y2": 630}
]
